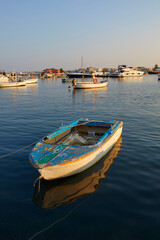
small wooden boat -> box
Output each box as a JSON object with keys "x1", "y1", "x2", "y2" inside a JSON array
[
  {"x1": 73, "y1": 78, "x2": 108, "y2": 89},
  {"x1": 29, "y1": 118, "x2": 123, "y2": 180}
]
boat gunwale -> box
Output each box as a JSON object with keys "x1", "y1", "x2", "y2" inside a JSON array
[{"x1": 46, "y1": 118, "x2": 89, "y2": 140}]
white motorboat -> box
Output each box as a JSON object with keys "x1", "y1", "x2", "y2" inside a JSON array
[
  {"x1": 73, "y1": 78, "x2": 108, "y2": 89},
  {"x1": 0, "y1": 74, "x2": 26, "y2": 88},
  {"x1": 111, "y1": 65, "x2": 144, "y2": 78},
  {"x1": 0, "y1": 81, "x2": 26, "y2": 88},
  {"x1": 24, "y1": 78, "x2": 38, "y2": 84},
  {"x1": 44, "y1": 73, "x2": 55, "y2": 78}
]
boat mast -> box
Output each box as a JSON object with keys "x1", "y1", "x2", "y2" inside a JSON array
[
  {"x1": 81, "y1": 56, "x2": 83, "y2": 69},
  {"x1": 81, "y1": 56, "x2": 84, "y2": 79}
]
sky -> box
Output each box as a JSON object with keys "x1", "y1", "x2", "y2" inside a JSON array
[{"x1": 0, "y1": 0, "x2": 160, "y2": 72}]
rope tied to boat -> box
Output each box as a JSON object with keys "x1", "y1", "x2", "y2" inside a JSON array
[
  {"x1": 33, "y1": 175, "x2": 43, "y2": 189},
  {"x1": 0, "y1": 139, "x2": 40, "y2": 159}
]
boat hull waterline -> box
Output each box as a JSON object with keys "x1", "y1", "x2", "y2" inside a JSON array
[{"x1": 29, "y1": 118, "x2": 123, "y2": 180}]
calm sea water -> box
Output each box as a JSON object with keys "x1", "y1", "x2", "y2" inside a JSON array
[{"x1": 0, "y1": 75, "x2": 160, "y2": 240}]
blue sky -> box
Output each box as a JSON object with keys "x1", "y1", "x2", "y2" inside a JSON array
[{"x1": 1, "y1": 0, "x2": 160, "y2": 71}]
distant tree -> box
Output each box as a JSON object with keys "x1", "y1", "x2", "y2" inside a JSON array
[
  {"x1": 60, "y1": 68, "x2": 64, "y2": 73},
  {"x1": 154, "y1": 64, "x2": 158, "y2": 69}
]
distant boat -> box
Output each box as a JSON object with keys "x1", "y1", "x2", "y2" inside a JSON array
[
  {"x1": 62, "y1": 78, "x2": 72, "y2": 83},
  {"x1": 111, "y1": 65, "x2": 144, "y2": 78},
  {"x1": 0, "y1": 74, "x2": 26, "y2": 88},
  {"x1": 66, "y1": 72, "x2": 109, "y2": 78},
  {"x1": 148, "y1": 69, "x2": 160, "y2": 74},
  {"x1": 73, "y1": 78, "x2": 108, "y2": 89},
  {"x1": 41, "y1": 72, "x2": 55, "y2": 78},
  {"x1": 66, "y1": 72, "x2": 92, "y2": 78},
  {"x1": 92, "y1": 71, "x2": 110, "y2": 77},
  {"x1": 29, "y1": 118, "x2": 123, "y2": 180},
  {"x1": 0, "y1": 81, "x2": 26, "y2": 88},
  {"x1": 24, "y1": 78, "x2": 38, "y2": 84},
  {"x1": 158, "y1": 73, "x2": 160, "y2": 80}
]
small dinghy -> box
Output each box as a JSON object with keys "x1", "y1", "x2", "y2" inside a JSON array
[{"x1": 29, "y1": 118, "x2": 123, "y2": 180}]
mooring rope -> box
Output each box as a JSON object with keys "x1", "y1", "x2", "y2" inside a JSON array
[
  {"x1": 27, "y1": 194, "x2": 93, "y2": 240},
  {"x1": 0, "y1": 139, "x2": 39, "y2": 159}
]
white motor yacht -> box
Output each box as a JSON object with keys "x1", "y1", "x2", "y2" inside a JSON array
[{"x1": 111, "y1": 65, "x2": 144, "y2": 78}]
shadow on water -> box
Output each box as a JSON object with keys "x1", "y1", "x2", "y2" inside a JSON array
[{"x1": 33, "y1": 136, "x2": 122, "y2": 209}]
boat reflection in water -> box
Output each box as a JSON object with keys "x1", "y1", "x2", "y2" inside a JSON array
[
  {"x1": 72, "y1": 86, "x2": 108, "y2": 105},
  {"x1": 33, "y1": 137, "x2": 122, "y2": 209}
]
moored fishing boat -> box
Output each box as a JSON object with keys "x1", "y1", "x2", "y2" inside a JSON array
[
  {"x1": 73, "y1": 78, "x2": 108, "y2": 89},
  {"x1": 29, "y1": 118, "x2": 123, "y2": 180}
]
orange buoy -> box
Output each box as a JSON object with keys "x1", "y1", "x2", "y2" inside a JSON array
[{"x1": 93, "y1": 77, "x2": 98, "y2": 84}]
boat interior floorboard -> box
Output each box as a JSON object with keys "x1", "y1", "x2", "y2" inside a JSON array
[{"x1": 43, "y1": 125, "x2": 110, "y2": 146}]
